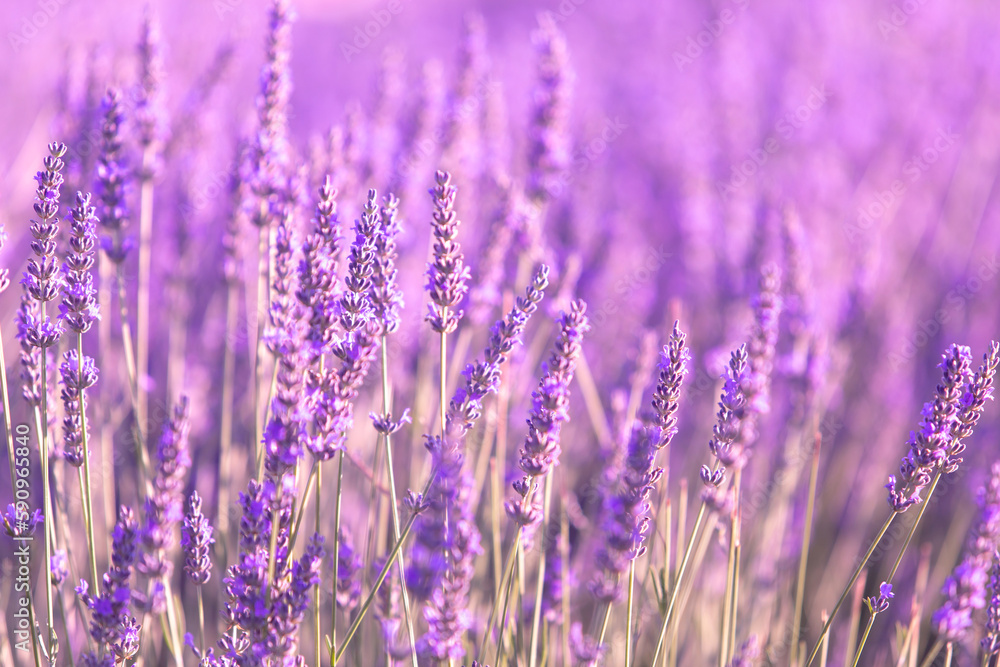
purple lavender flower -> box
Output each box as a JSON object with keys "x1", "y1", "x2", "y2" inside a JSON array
[
  {"x1": 59, "y1": 192, "x2": 100, "y2": 334},
  {"x1": 932, "y1": 462, "x2": 1000, "y2": 642},
  {"x1": 246, "y1": 0, "x2": 294, "y2": 227},
  {"x1": 335, "y1": 528, "x2": 362, "y2": 612},
  {"x1": 136, "y1": 8, "x2": 166, "y2": 165},
  {"x1": 21, "y1": 142, "x2": 67, "y2": 350},
  {"x1": 886, "y1": 344, "x2": 977, "y2": 512},
  {"x1": 264, "y1": 211, "x2": 308, "y2": 482},
  {"x1": 408, "y1": 435, "x2": 483, "y2": 661},
  {"x1": 526, "y1": 14, "x2": 573, "y2": 204},
  {"x1": 371, "y1": 193, "x2": 404, "y2": 335},
  {"x1": 51, "y1": 549, "x2": 68, "y2": 587},
  {"x1": 58, "y1": 349, "x2": 98, "y2": 467},
  {"x1": 96, "y1": 89, "x2": 132, "y2": 264},
  {"x1": 338, "y1": 189, "x2": 378, "y2": 338},
  {"x1": 469, "y1": 179, "x2": 519, "y2": 326},
  {"x1": 296, "y1": 176, "x2": 342, "y2": 358},
  {"x1": 268, "y1": 533, "x2": 323, "y2": 665},
  {"x1": 983, "y1": 550, "x2": 1000, "y2": 657},
  {"x1": 506, "y1": 300, "x2": 590, "y2": 533},
  {"x1": 739, "y1": 263, "x2": 782, "y2": 445},
  {"x1": 182, "y1": 491, "x2": 215, "y2": 586},
  {"x1": 727, "y1": 635, "x2": 760, "y2": 667},
  {"x1": 447, "y1": 264, "x2": 549, "y2": 439},
  {"x1": 569, "y1": 622, "x2": 605, "y2": 666},
  {"x1": 139, "y1": 397, "x2": 192, "y2": 579},
  {"x1": 77, "y1": 506, "x2": 140, "y2": 650},
  {"x1": 651, "y1": 322, "x2": 691, "y2": 448},
  {"x1": 15, "y1": 297, "x2": 45, "y2": 406},
  {"x1": 866, "y1": 581, "x2": 894, "y2": 614},
  {"x1": 701, "y1": 345, "x2": 749, "y2": 513},
  {"x1": 425, "y1": 170, "x2": 471, "y2": 335},
  {"x1": 3, "y1": 503, "x2": 43, "y2": 538},
  {"x1": 946, "y1": 341, "x2": 1000, "y2": 469}
]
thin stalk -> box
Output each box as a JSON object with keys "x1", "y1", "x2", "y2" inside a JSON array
[
  {"x1": 38, "y1": 335, "x2": 56, "y2": 655},
  {"x1": 440, "y1": 330, "x2": 447, "y2": 435},
  {"x1": 842, "y1": 578, "x2": 866, "y2": 667},
  {"x1": 885, "y1": 474, "x2": 943, "y2": 585},
  {"x1": 819, "y1": 611, "x2": 830, "y2": 667},
  {"x1": 561, "y1": 504, "x2": 571, "y2": 667},
  {"x1": 332, "y1": 450, "x2": 345, "y2": 660},
  {"x1": 314, "y1": 461, "x2": 322, "y2": 667},
  {"x1": 252, "y1": 226, "x2": 268, "y2": 469},
  {"x1": 480, "y1": 484, "x2": 537, "y2": 660},
  {"x1": 625, "y1": 560, "x2": 637, "y2": 667},
  {"x1": 333, "y1": 469, "x2": 435, "y2": 664},
  {"x1": 116, "y1": 267, "x2": 152, "y2": 486},
  {"x1": 648, "y1": 502, "x2": 709, "y2": 666},
  {"x1": 944, "y1": 643, "x2": 953, "y2": 667},
  {"x1": 162, "y1": 576, "x2": 184, "y2": 666},
  {"x1": 496, "y1": 548, "x2": 521, "y2": 667},
  {"x1": 573, "y1": 353, "x2": 612, "y2": 445},
  {"x1": 1, "y1": 324, "x2": 17, "y2": 498},
  {"x1": 196, "y1": 585, "x2": 207, "y2": 650},
  {"x1": 55, "y1": 588, "x2": 75, "y2": 667},
  {"x1": 792, "y1": 435, "x2": 822, "y2": 667},
  {"x1": 379, "y1": 338, "x2": 419, "y2": 667},
  {"x1": 529, "y1": 475, "x2": 554, "y2": 667},
  {"x1": 76, "y1": 335, "x2": 100, "y2": 589},
  {"x1": 917, "y1": 640, "x2": 943, "y2": 667},
  {"x1": 849, "y1": 613, "x2": 876, "y2": 667},
  {"x1": 289, "y1": 460, "x2": 319, "y2": 551},
  {"x1": 804, "y1": 513, "x2": 897, "y2": 667},
  {"x1": 217, "y1": 281, "x2": 239, "y2": 538},
  {"x1": 137, "y1": 157, "x2": 154, "y2": 457}
]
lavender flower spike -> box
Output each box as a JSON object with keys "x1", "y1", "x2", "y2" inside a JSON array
[
  {"x1": 446, "y1": 264, "x2": 549, "y2": 439},
  {"x1": 58, "y1": 350, "x2": 98, "y2": 467},
  {"x1": 886, "y1": 344, "x2": 979, "y2": 512},
  {"x1": 426, "y1": 170, "x2": 471, "y2": 335},
  {"x1": 371, "y1": 193, "x2": 404, "y2": 335},
  {"x1": 96, "y1": 90, "x2": 132, "y2": 264},
  {"x1": 866, "y1": 582, "x2": 894, "y2": 614},
  {"x1": 506, "y1": 299, "x2": 590, "y2": 534},
  {"x1": 727, "y1": 635, "x2": 761, "y2": 667},
  {"x1": 983, "y1": 550, "x2": 1000, "y2": 657},
  {"x1": 739, "y1": 263, "x2": 782, "y2": 446},
  {"x1": 526, "y1": 13, "x2": 573, "y2": 204},
  {"x1": 701, "y1": 345, "x2": 748, "y2": 514},
  {"x1": 77, "y1": 506, "x2": 140, "y2": 652},
  {"x1": 296, "y1": 176, "x2": 342, "y2": 358},
  {"x1": 140, "y1": 397, "x2": 192, "y2": 580},
  {"x1": 59, "y1": 192, "x2": 100, "y2": 334},
  {"x1": 22, "y1": 141, "x2": 67, "y2": 348},
  {"x1": 932, "y1": 462, "x2": 1000, "y2": 642},
  {"x1": 182, "y1": 491, "x2": 215, "y2": 586}
]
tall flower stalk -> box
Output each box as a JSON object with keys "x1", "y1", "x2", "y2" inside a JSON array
[
  {"x1": 59, "y1": 191, "x2": 101, "y2": 591},
  {"x1": 21, "y1": 141, "x2": 68, "y2": 659},
  {"x1": 804, "y1": 341, "x2": 999, "y2": 666}
]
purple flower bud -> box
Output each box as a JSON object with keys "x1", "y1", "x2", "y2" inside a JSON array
[
  {"x1": 182, "y1": 492, "x2": 215, "y2": 586},
  {"x1": 425, "y1": 170, "x2": 471, "y2": 334}
]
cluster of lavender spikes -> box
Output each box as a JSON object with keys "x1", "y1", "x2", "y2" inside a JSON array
[{"x1": 887, "y1": 343, "x2": 999, "y2": 512}]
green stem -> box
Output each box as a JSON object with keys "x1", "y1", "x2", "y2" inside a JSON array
[
  {"x1": 333, "y1": 469, "x2": 435, "y2": 665},
  {"x1": 803, "y1": 513, "x2": 897, "y2": 667},
  {"x1": 528, "y1": 475, "x2": 554, "y2": 667},
  {"x1": 38, "y1": 335, "x2": 56, "y2": 656},
  {"x1": 648, "y1": 502, "x2": 708, "y2": 666},
  {"x1": 332, "y1": 450, "x2": 345, "y2": 660},
  {"x1": 315, "y1": 461, "x2": 322, "y2": 667},
  {"x1": 380, "y1": 338, "x2": 419, "y2": 667},
  {"x1": 625, "y1": 561, "x2": 637, "y2": 667},
  {"x1": 849, "y1": 613, "x2": 876, "y2": 667},
  {"x1": 792, "y1": 436, "x2": 822, "y2": 667},
  {"x1": 77, "y1": 334, "x2": 100, "y2": 590}
]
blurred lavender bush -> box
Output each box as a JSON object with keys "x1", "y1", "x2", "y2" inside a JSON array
[{"x1": 2, "y1": 0, "x2": 1000, "y2": 665}]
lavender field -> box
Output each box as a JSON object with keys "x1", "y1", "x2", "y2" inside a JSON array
[{"x1": 2, "y1": 0, "x2": 1000, "y2": 665}]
